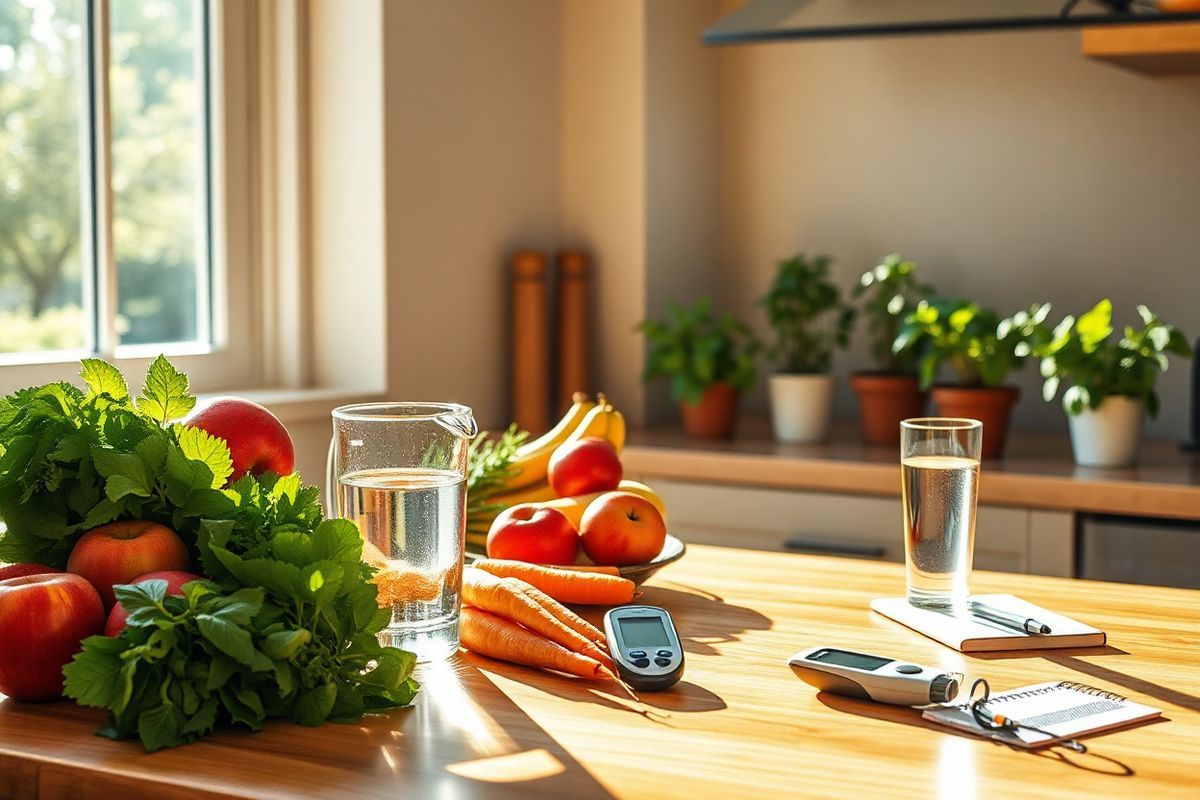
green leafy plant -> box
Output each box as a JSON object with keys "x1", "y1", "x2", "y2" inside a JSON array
[
  {"x1": 758, "y1": 253, "x2": 854, "y2": 374},
  {"x1": 851, "y1": 253, "x2": 935, "y2": 373},
  {"x1": 0, "y1": 357, "x2": 418, "y2": 751},
  {"x1": 893, "y1": 299, "x2": 1052, "y2": 390},
  {"x1": 638, "y1": 298, "x2": 758, "y2": 404},
  {"x1": 465, "y1": 424, "x2": 529, "y2": 538},
  {"x1": 1037, "y1": 299, "x2": 1192, "y2": 417}
]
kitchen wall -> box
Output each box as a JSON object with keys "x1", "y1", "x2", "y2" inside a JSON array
[
  {"x1": 382, "y1": 0, "x2": 563, "y2": 430},
  {"x1": 717, "y1": 27, "x2": 1200, "y2": 440}
]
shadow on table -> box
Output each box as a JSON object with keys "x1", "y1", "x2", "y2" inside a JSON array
[
  {"x1": 637, "y1": 583, "x2": 774, "y2": 657},
  {"x1": 815, "y1": 691, "x2": 1150, "y2": 778},
  {"x1": 968, "y1": 645, "x2": 1128, "y2": 661},
  {"x1": 1044, "y1": 655, "x2": 1200, "y2": 713},
  {"x1": 466, "y1": 651, "x2": 726, "y2": 721}
]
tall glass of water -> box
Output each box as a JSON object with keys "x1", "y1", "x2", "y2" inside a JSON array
[
  {"x1": 327, "y1": 403, "x2": 476, "y2": 661},
  {"x1": 900, "y1": 418, "x2": 982, "y2": 610}
]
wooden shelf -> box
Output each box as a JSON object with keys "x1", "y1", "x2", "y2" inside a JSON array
[
  {"x1": 1083, "y1": 21, "x2": 1200, "y2": 73},
  {"x1": 623, "y1": 418, "x2": 1200, "y2": 521}
]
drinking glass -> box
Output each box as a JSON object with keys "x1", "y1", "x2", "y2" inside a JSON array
[
  {"x1": 900, "y1": 418, "x2": 982, "y2": 609},
  {"x1": 327, "y1": 403, "x2": 476, "y2": 661}
]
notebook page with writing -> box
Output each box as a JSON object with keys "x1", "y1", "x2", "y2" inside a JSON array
[{"x1": 922, "y1": 681, "x2": 1162, "y2": 748}]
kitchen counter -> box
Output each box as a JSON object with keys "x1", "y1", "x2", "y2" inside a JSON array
[
  {"x1": 623, "y1": 418, "x2": 1200, "y2": 520},
  {"x1": 2, "y1": 545, "x2": 1198, "y2": 798}
]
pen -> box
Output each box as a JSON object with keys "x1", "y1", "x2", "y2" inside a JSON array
[{"x1": 967, "y1": 601, "x2": 1052, "y2": 635}]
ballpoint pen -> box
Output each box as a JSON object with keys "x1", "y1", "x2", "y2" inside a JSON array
[{"x1": 967, "y1": 600, "x2": 1052, "y2": 635}]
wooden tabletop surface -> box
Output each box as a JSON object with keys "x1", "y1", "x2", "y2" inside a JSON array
[
  {"x1": 624, "y1": 418, "x2": 1200, "y2": 520},
  {"x1": 2, "y1": 544, "x2": 1199, "y2": 799}
]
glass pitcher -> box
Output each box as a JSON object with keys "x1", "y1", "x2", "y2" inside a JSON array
[{"x1": 327, "y1": 402, "x2": 477, "y2": 661}]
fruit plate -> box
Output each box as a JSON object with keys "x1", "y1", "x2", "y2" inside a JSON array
[
  {"x1": 463, "y1": 534, "x2": 686, "y2": 586},
  {"x1": 617, "y1": 534, "x2": 686, "y2": 585}
]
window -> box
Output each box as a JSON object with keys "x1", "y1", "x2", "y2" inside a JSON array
[{"x1": 0, "y1": 0, "x2": 257, "y2": 389}]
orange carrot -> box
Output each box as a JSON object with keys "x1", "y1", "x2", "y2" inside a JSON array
[
  {"x1": 553, "y1": 565, "x2": 622, "y2": 576},
  {"x1": 460, "y1": 607, "x2": 611, "y2": 680},
  {"x1": 463, "y1": 569, "x2": 615, "y2": 670},
  {"x1": 471, "y1": 560, "x2": 634, "y2": 605},
  {"x1": 502, "y1": 577, "x2": 606, "y2": 646}
]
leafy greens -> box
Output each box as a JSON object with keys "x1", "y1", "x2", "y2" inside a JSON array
[{"x1": 0, "y1": 357, "x2": 418, "y2": 751}]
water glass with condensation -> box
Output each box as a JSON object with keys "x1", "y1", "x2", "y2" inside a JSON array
[
  {"x1": 900, "y1": 418, "x2": 982, "y2": 609},
  {"x1": 327, "y1": 403, "x2": 476, "y2": 661}
]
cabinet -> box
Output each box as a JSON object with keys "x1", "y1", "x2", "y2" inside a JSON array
[{"x1": 644, "y1": 478, "x2": 1074, "y2": 577}]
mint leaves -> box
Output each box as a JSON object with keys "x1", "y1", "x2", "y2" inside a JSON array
[
  {"x1": 0, "y1": 358, "x2": 419, "y2": 751},
  {"x1": 138, "y1": 354, "x2": 196, "y2": 424}
]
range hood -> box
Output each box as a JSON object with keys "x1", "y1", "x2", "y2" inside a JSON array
[{"x1": 704, "y1": 1, "x2": 1200, "y2": 45}]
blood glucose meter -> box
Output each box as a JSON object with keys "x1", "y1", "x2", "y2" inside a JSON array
[{"x1": 787, "y1": 646, "x2": 962, "y2": 706}]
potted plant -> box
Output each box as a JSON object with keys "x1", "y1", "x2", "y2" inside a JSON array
[
  {"x1": 758, "y1": 253, "x2": 855, "y2": 443},
  {"x1": 1038, "y1": 300, "x2": 1192, "y2": 468},
  {"x1": 849, "y1": 253, "x2": 935, "y2": 446},
  {"x1": 893, "y1": 299, "x2": 1051, "y2": 459},
  {"x1": 638, "y1": 298, "x2": 758, "y2": 439}
]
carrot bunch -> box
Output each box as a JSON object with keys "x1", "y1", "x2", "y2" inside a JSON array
[{"x1": 460, "y1": 565, "x2": 633, "y2": 682}]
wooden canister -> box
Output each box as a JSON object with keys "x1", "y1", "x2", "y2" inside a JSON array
[
  {"x1": 511, "y1": 250, "x2": 550, "y2": 434},
  {"x1": 555, "y1": 250, "x2": 591, "y2": 415}
]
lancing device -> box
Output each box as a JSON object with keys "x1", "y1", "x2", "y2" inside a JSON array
[{"x1": 787, "y1": 646, "x2": 962, "y2": 706}]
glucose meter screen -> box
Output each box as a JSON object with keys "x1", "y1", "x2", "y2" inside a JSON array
[
  {"x1": 620, "y1": 617, "x2": 670, "y2": 648},
  {"x1": 810, "y1": 649, "x2": 892, "y2": 671}
]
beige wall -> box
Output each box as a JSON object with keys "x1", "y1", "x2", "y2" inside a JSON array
[
  {"x1": 560, "y1": 0, "x2": 648, "y2": 421},
  {"x1": 644, "y1": 0, "x2": 722, "y2": 421},
  {"x1": 717, "y1": 29, "x2": 1200, "y2": 440},
  {"x1": 382, "y1": 0, "x2": 563, "y2": 431}
]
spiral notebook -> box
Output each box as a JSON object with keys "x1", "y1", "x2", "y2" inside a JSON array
[{"x1": 923, "y1": 681, "x2": 1161, "y2": 748}]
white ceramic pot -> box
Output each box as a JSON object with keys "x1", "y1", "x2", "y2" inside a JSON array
[
  {"x1": 1068, "y1": 395, "x2": 1144, "y2": 468},
  {"x1": 769, "y1": 373, "x2": 834, "y2": 443}
]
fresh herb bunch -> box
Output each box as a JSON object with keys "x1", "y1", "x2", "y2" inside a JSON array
[
  {"x1": 0, "y1": 356, "x2": 235, "y2": 565},
  {"x1": 851, "y1": 253, "x2": 935, "y2": 373},
  {"x1": 893, "y1": 299, "x2": 1052, "y2": 390},
  {"x1": 757, "y1": 253, "x2": 854, "y2": 375},
  {"x1": 1037, "y1": 299, "x2": 1192, "y2": 417},
  {"x1": 465, "y1": 424, "x2": 528, "y2": 539},
  {"x1": 638, "y1": 298, "x2": 758, "y2": 404},
  {"x1": 0, "y1": 357, "x2": 418, "y2": 751}
]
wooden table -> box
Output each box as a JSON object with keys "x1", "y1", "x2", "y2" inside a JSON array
[
  {"x1": 2, "y1": 545, "x2": 1198, "y2": 798},
  {"x1": 624, "y1": 419, "x2": 1200, "y2": 520}
]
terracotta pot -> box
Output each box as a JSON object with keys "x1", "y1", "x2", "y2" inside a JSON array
[
  {"x1": 850, "y1": 373, "x2": 927, "y2": 446},
  {"x1": 681, "y1": 382, "x2": 740, "y2": 439},
  {"x1": 930, "y1": 385, "x2": 1020, "y2": 459}
]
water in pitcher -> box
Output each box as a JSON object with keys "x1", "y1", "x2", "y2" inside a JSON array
[
  {"x1": 337, "y1": 467, "x2": 466, "y2": 660},
  {"x1": 901, "y1": 454, "x2": 979, "y2": 609}
]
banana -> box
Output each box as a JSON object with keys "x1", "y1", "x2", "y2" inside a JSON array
[
  {"x1": 501, "y1": 393, "x2": 596, "y2": 491},
  {"x1": 506, "y1": 479, "x2": 666, "y2": 531},
  {"x1": 486, "y1": 481, "x2": 557, "y2": 508},
  {"x1": 563, "y1": 393, "x2": 626, "y2": 454}
]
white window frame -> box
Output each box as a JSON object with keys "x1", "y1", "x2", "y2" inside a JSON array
[{"x1": 0, "y1": 0, "x2": 263, "y2": 394}]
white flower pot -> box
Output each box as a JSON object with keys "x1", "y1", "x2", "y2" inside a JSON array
[
  {"x1": 769, "y1": 373, "x2": 834, "y2": 443},
  {"x1": 1068, "y1": 396, "x2": 1144, "y2": 468}
]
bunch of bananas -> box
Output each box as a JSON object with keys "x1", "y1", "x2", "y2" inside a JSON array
[{"x1": 466, "y1": 393, "x2": 659, "y2": 551}]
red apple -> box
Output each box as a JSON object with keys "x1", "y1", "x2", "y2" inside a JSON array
[
  {"x1": 105, "y1": 570, "x2": 203, "y2": 636},
  {"x1": 548, "y1": 437, "x2": 622, "y2": 498},
  {"x1": 486, "y1": 506, "x2": 579, "y2": 565},
  {"x1": 185, "y1": 397, "x2": 295, "y2": 482},
  {"x1": 579, "y1": 491, "x2": 667, "y2": 566},
  {"x1": 0, "y1": 573, "x2": 105, "y2": 701},
  {"x1": 66, "y1": 520, "x2": 191, "y2": 610},
  {"x1": 0, "y1": 563, "x2": 62, "y2": 581}
]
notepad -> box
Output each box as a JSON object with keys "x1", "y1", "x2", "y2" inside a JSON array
[
  {"x1": 923, "y1": 681, "x2": 1161, "y2": 748},
  {"x1": 871, "y1": 594, "x2": 1106, "y2": 652}
]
